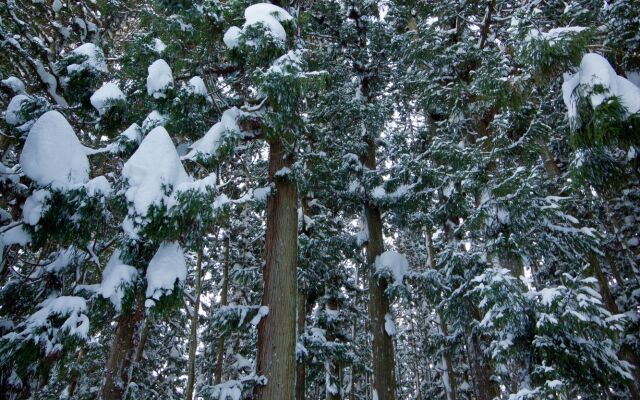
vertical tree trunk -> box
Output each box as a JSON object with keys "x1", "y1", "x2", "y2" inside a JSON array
[
  {"x1": 214, "y1": 236, "x2": 231, "y2": 385},
  {"x1": 295, "y1": 290, "x2": 306, "y2": 400},
  {"x1": 254, "y1": 138, "x2": 298, "y2": 400},
  {"x1": 100, "y1": 290, "x2": 145, "y2": 400},
  {"x1": 325, "y1": 297, "x2": 341, "y2": 400},
  {"x1": 349, "y1": 263, "x2": 360, "y2": 400},
  {"x1": 362, "y1": 139, "x2": 397, "y2": 400},
  {"x1": 186, "y1": 249, "x2": 203, "y2": 400},
  {"x1": 465, "y1": 321, "x2": 499, "y2": 400},
  {"x1": 426, "y1": 228, "x2": 458, "y2": 400},
  {"x1": 540, "y1": 141, "x2": 640, "y2": 400}
]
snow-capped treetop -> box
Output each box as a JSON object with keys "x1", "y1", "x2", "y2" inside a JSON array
[
  {"x1": 90, "y1": 82, "x2": 126, "y2": 115},
  {"x1": 122, "y1": 126, "x2": 190, "y2": 215},
  {"x1": 67, "y1": 43, "x2": 108, "y2": 75},
  {"x1": 146, "y1": 59, "x2": 174, "y2": 99},
  {"x1": 145, "y1": 242, "x2": 187, "y2": 307},
  {"x1": 2, "y1": 76, "x2": 26, "y2": 94},
  {"x1": 563, "y1": 53, "x2": 640, "y2": 119},
  {"x1": 375, "y1": 251, "x2": 409, "y2": 286},
  {"x1": 224, "y1": 2, "x2": 293, "y2": 49},
  {"x1": 5, "y1": 94, "x2": 31, "y2": 126},
  {"x1": 20, "y1": 111, "x2": 90, "y2": 189}
]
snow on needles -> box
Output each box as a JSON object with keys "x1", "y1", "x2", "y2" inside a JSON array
[
  {"x1": 2, "y1": 76, "x2": 26, "y2": 94},
  {"x1": 5, "y1": 94, "x2": 31, "y2": 126},
  {"x1": 375, "y1": 251, "x2": 409, "y2": 286},
  {"x1": 101, "y1": 250, "x2": 138, "y2": 311},
  {"x1": 184, "y1": 107, "x2": 242, "y2": 160},
  {"x1": 20, "y1": 111, "x2": 89, "y2": 189},
  {"x1": 67, "y1": 43, "x2": 108, "y2": 75},
  {"x1": 224, "y1": 3, "x2": 293, "y2": 49},
  {"x1": 563, "y1": 53, "x2": 640, "y2": 121},
  {"x1": 90, "y1": 82, "x2": 125, "y2": 115},
  {"x1": 7, "y1": 296, "x2": 90, "y2": 355},
  {"x1": 186, "y1": 76, "x2": 209, "y2": 98},
  {"x1": 122, "y1": 126, "x2": 190, "y2": 216},
  {"x1": 145, "y1": 242, "x2": 187, "y2": 307},
  {"x1": 147, "y1": 59, "x2": 174, "y2": 99}
]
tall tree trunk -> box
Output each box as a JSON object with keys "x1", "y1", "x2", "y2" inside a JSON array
[
  {"x1": 186, "y1": 249, "x2": 203, "y2": 400},
  {"x1": 325, "y1": 297, "x2": 341, "y2": 400},
  {"x1": 426, "y1": 228, "x2": 457, "y2": 400},
  {"x1": 362, "y1": 139, "x2": 397, "y2": 400},
  {"x1": 295, "y1": 290, "x2": 306, "y2": 400},
  {"x1": 254, "y1": 138, "x2": 298, "y2": 400},
  {"x1": 214, "y1": 236, "x2": 231, "y2": 385},
  {"x1": 541, "y1": 141, "x2": 640, "y2": 400},
  {"x1": 100, "y1": 290, "x2": 145, "y2": 400},
  {"x1": 466, "y1": 318, "x2": 499, "y2": 400}
]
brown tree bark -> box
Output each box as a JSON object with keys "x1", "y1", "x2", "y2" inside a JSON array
[
  {"x1": 362, "y1": 139, "x2": 397, "y2": 400},
  {"x1": 254, "y1": 138, "x2": 298, "y2": 400},
  {"x1": 186, "y1": 249, "x2": 203, "y2": 400},
  {"x1": 214, "y1": 236, "x2": 231, "y2": 385},
  {"x1": 100, "y1": 289, "x2": 145, "y2": 400}
]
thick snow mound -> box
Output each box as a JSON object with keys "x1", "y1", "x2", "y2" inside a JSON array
[
  {"x1": 5, "y1": 94, "x2": 31, "y2": 125},
  {"x1": 101, "y1": 250, "x2": 138, "y2": 311},
  {"x1": 375, "y1": 251, "x2": 409, "y2": 286},
  {"x1": 224, "y1": 3, "x2": 293, "y2": 49},
  {"x1": 85, "y1": 176, "x2": 112, "y2": 197},
  {"x1": 122, "y1": 126, "x2": 190, "y2": 215},
  {"x1": 223, "y1": 26, "x2": 242, "y2": 48},
  {"x1": 145, "y1": 242, "x2": 187, "y2": 306},
  {"x1": 67, "y1": 43, "x2": 108, "y2": 75},
  {"x1": 0, "y1": 225, "x2": 31, "y2": 247},
  {"x1": 141, "y1": 110, "x2": 168, "y2": 132},
  {"x1": 563, "y1": 53, "x2": 640, "y2": 119},
  {"x1": 23, "y1": 189, "x2": 50, "y2": 225},
  {"x1": 184, "y1": 107, "x2": 242, "y2": 160},
  {"x1": 90, "y1": 82, "x2": 125, "y2": 115},
  {"x1": 147, "y1": 59, "x2": 174, "y2": 99},
  {"x1": 152, "y1": 38, "x2": 167, "y2": 54},
  {"x1": 20, "y1": 111, "x2": 89, "y2": 189},
  {"x1": 2, "y1": 76, "x2": 26, "y2": 93},
  {"x1": 186, "y1": 76, "x2": 209, "y2": 97}
]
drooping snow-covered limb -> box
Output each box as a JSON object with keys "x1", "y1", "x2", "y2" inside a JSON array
[
  {"x1": 0, "y1": 27, "x2": 68, "y2": 107},
  {"x1": 186, "y1": 249, "x2": 203, "y2": 400}
]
